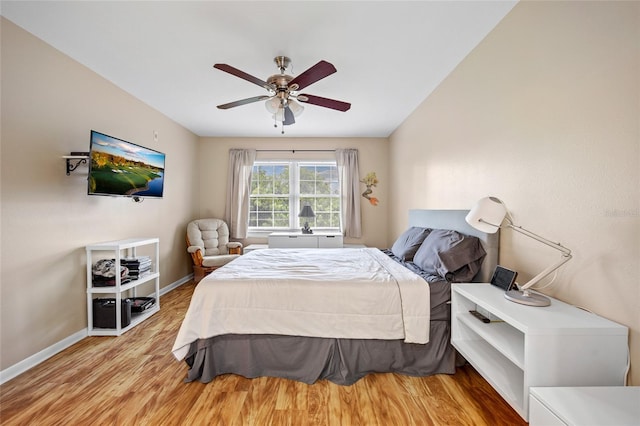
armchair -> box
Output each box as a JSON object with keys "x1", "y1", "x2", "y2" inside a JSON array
[{"x1": 186, "y1": 218, "x2": 243, "y2": 284}]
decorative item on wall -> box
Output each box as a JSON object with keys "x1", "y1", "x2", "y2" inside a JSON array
[{"x1": 360, "y1": 172, "x2": 379, "y2": 206}]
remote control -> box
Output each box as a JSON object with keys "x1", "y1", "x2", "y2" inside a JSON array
[{"x1": 469, "y1": 310, "x2": 491, "y2": 323}]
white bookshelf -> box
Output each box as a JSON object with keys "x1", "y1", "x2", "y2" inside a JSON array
[
  {"x1": 86, "y1": 238, "x2": 160, "y2": 336},
  {"x1": 451, "y1": 283, "x2": 628, "y2": 421}
]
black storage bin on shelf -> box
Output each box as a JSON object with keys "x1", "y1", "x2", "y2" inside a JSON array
[
  {"x1": 93, "y1": 298, "x2": 132, "y2": 328},
  {"x1": 131, "y1": 297, "x2": 155, "y2": 313}
]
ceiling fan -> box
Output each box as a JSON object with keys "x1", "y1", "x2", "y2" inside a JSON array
[{"x1": 214, "y1": 56, "x2": 351, "y2": 133}]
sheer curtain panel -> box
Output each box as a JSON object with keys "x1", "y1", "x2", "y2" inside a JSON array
[
  {"x1": 225, "y1": 149, "x2": 256, "y2": 239},
  {"x1": 335, "y1": 149, "x2": 362, "y2": 238}
]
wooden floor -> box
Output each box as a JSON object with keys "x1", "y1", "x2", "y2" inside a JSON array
[{"x1": 0, "y1": 282, "x2": 526, "y2": 425}]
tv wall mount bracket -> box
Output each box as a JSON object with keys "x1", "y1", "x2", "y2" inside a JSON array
[{"x1": 63, "y1": 152, "x2": 89, "y2": 175}]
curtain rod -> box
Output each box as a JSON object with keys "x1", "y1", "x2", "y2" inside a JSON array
[{"x1": 256, "y1": 149, "x2": 335, "y2": 153}]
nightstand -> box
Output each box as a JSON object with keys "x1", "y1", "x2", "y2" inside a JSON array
[
  {"x1": 451, "y1": 283, "x2": 628, "y2": 421},
  {"x1": 529, "y1": 387, "x2": 640, "y2": 425}
]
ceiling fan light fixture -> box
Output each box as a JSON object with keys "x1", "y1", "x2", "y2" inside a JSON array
[
  {"x1": 268, "y1": 98, "x2": 303, "y2": 120},
  {"x1": 265, "y1": 97, "x2": 281, "y2": 114},
  {"x1": 215, "y1": 56, "x2": 349, "y2": 132},
  {"x1": 288, "y1": 99, "x2": 304, "y2": 117}
]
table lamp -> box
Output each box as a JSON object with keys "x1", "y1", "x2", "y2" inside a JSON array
[
  {"x1": 299, "y1": 204, "x2": 315, "y2": 234},
  {"x1": 466, "y1": 196, "x2": 572, "y2": 307}
]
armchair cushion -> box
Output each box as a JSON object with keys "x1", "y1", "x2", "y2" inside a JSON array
[
  {"x1": 202, "y1": 254, "x2": 241, "y2": 268},
  {"x1": 187, "y1": 218, "x2": 233, "y2": 256}
]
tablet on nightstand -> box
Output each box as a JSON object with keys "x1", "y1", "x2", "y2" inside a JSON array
[{"x1": 490, "y1": 265, "x2": 518, "y2": 291}]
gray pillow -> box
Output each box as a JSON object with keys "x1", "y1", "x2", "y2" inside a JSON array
[
  {"x1": 390, "y1": 227, "x2": 431, "y2": 261},
  {"x1": 413, "y1": 229, "x2": 486, "y2": 282}
]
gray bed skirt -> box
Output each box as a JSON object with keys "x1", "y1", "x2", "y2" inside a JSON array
[{"x1": 183, "y1": 320, "x2": 455, "y2": 386}]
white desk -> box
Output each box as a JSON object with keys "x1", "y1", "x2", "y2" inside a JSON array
[{"x1": 529, "y1": 387, "x2": 640, "y2": 426}]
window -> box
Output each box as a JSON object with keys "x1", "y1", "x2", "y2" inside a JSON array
[{"x1": 249, "y1": 161, "x2": 340, "y2": 232}]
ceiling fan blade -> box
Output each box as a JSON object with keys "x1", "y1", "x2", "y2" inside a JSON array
[
  {"x1": 283, "y1": 106, "x2": 295, "y2": 125},
  {"x1": 217, "y1": 95, "x2": 271, "y2": 110},
  {"x1": 298, "y1": 94, "x2": 351, "y2": 112},
  {"x1": 214, "y1": 64, "x2": 275, "y2": 91},
  {"x1": 288, "y1": 60, "x2": 337, "y2": 91}
]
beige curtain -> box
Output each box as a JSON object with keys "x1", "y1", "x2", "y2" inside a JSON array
[
  {"x1": 225, "y1": 149, "x2": 256, "y2": 239},
  {"x1": 335, "y1": 148, "x2": 362, "y2": 238}
]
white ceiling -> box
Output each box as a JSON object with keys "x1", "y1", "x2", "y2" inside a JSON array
[{"x1": 1, "y1": 1, "x2": 517, "y2": 138}]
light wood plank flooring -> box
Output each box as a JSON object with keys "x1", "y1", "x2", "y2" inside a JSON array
[{"x1": 0, "y1": 282, "x2": 526, "y2": 425}]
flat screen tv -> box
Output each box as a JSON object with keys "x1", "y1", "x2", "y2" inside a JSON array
[{"x1": 88, "y1": 130, "x2": 165, "y2": 198}]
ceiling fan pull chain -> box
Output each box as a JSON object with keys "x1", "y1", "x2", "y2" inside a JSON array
[{"x1": 281, "y1": 104, "x2": 285, "y2": 134}]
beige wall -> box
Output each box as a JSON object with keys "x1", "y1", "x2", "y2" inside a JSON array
[
  {"x1": 3, "y1": 0, "x2": 638, "y2": 388},
  {"x1": 0, "y1": 17, "x2": 390, "y2": 376},
  {"x1": 0, "y1": 19, "x2": 200, "y2": 370},
  {"x1": 389, "y1": 1, "x2": 639, "y2": 385},
  {"x1": 198, "y1": 137, "x2": 389, "y2": 248}
]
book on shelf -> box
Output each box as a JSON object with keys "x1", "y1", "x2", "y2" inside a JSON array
[
  {"x1": 129, "y1": 270, "x2": 151, "y2": 279},
  {"x1": 121, "y1": 257, "x2": 152, "y2": 270},
  {"x1": 92, "y1": 277, "x2": 132, "y2": 287},
  {"x1": 121, "y1": 258, "x2": 151, "y2": 265},
  {"x1": 122, "y1": 255, "x2": 151, "y2": 262}
]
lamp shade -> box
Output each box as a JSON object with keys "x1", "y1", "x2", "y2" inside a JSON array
[
  {"x1": 266, "y1": 98, "x2": 304, "y2": 117},
  {"x1": 265, "y1": 97, "x2": 281, "y2": 114},
  {"x1": 465, "y1": 196, "x2": 508, "y2": 233},
  {"x1": 288, "y1": 99, "x2": 304, "y2": 116},
  {"x1": 299, "y1": 205, "x2": 315, "y2": 218}
]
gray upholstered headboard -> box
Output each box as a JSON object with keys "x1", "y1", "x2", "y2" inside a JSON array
[{"x1": 408, "y1": 209, "x2": 499, "y2": 283}]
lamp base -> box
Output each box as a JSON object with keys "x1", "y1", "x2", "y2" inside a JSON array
[
  {"x1": 301, "y1": 222, "x2": 313, "y2": 234},
  {"x1": 504, "y1": 289, "x2": 551, "y2": 307}
]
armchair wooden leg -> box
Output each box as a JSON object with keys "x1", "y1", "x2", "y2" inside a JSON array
[{"x1": 193, "y1": 265, "x2": 217, "y2": 284}]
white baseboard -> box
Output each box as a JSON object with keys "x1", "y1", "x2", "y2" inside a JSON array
[
  {"x1": 0, "y1": 274, "x2": 192, "y2": 385},
  {"x1": 0, "y1": 329, "x2": 87, "y2": 385},
  {"x1": 159, "y1": 273, "x2": 192, "y2": 296}
]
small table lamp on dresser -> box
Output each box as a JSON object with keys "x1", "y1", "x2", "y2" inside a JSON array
[{"x1": 299, "y1": 204, "x2": 315, "y2": 234}]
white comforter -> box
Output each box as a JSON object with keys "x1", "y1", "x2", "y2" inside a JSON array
[{"x1": 172, "y1": 248, "x2": 430, "y2": 360}]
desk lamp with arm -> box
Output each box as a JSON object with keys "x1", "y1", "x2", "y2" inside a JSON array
[{"x1": 465, "y1": 196, "x2": 572, "y2": 307}]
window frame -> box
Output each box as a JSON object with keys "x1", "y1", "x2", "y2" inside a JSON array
[{"x1": 248, "y1": 159, "x2": 341, "y2": 236}]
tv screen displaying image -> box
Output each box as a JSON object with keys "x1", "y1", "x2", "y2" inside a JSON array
[{"x1": 88, "y1": 130, "x2": 165, "y2": 198}]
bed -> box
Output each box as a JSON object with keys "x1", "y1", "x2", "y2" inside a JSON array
[{"x1": 172, "y1": 210, "x2": 498, "y2": 385}]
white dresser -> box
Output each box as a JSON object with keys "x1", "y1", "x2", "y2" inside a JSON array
[{"x1": 268, "y1": 232, "x2": 343, "y2": 248}]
